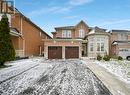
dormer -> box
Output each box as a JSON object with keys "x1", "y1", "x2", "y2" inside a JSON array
[{"x1": 75, "y1": 20, "x2": 89, "y2": 38}]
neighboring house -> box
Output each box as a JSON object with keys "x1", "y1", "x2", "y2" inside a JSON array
[
  {"x1": 44, "y1": 21, "x2": 88, "y2": 59},
  {"x1": 110, "y1": 30, "x2": 130, "y2": 58},
  {"x1": 0, "y1": 7, "x2": 51, "y2": 57},
  {"x1": 86, "y1": 27, "x2": 110, "y2": 57}
]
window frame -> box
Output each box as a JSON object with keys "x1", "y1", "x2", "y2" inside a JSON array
[
  {"x1": 62, "y1": 30, "x2": 71, "y2": 38},
  {"x1": 79, "y1": 29, "x2": 85, "y2": 38},
  {"x1": 96, "y1": 37, "x2": 105, "y2": 52},
  {"x1": 101, "y1": 43, "x2": 104, "y2": 51},
  {"x1": 90, "y1": 43, "x2": 93, "y2": 51}
]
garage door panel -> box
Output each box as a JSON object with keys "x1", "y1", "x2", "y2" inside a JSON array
[
  {"x1": 65, "y1": 47, "x2": 79, "y2": 59},
  {"x1": 48, "y1": 46, "x2": 62, "y2": 59}
]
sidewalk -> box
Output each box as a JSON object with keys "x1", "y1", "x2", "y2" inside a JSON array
[{"x1": 82, "y1": 59, "x2": 130, "y2": 95}]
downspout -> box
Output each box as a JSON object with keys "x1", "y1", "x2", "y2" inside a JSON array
[
  {"x1": 20, "y1": 14, "x2": 23, "y2": 35},
  {"x1": 39, "y1": 46, "x2": 42, "y2": 56},
  {"x1": 20, "y1": 15, "x2": 25, "y2": 57}
]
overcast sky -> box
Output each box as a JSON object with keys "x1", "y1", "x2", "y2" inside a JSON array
[{"x1": 15, "y1": 0, "x2": 130, "y2": 36}]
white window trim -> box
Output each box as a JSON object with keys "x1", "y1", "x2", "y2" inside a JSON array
[
  {"x1": 79, "y1": 29, "x2": 85, "y2": 38},
  {"x1": 62, "y1": 30, "x2": 71, "y2": 38},
  {"x1": 62, "y1": 30, "x2": 66, "y2": 38},
  {"x1": 96, "y1": 37, "x2": 105, "y2": 52},
  {"x1": 90, "y1": 43, "x2": 93, "y2": 52}
]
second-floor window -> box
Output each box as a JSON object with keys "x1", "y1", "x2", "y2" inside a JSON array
[
  {"x1": 62, "y1": 30, "x2": 71, "y2": 38},
  {"x1": 118, "y1": 33, "x2": 128, "y2": 41},
  {"x1": 79, "y1": 29, "x2": 85, "y2": 38}
]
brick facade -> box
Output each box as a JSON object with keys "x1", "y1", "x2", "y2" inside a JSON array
[
  {"x1": 53, "y1": 21, "x2": 89, "y2": 39},
  {"x1": 0, "y1": 6, "x2": 51, "y2": 57},
  {"x1": 44, "y1": 21, "x2": 89, "y2": 59},
  {"x1": 110, "y1": 30, "x2": 130, "y2": 58},
  {"x1": 11, "y1": 13, "x2": 51, "y2": 57}
]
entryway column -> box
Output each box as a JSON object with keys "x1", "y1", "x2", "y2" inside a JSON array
[
  {"x1": 62, "y1": 46, "x2": 65, "y2": 59},
  {"x1": 79, "y1": 45, "x2": 82, "y2": 58},
  {"x1": 44, "y1": 46, "x2": 48, "y2": 59}
]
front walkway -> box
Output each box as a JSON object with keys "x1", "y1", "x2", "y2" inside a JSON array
[{"x1": 82, "y1": 58, "x2": 130, "y2": 95}]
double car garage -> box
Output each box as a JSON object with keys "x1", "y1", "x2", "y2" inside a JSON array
[{"x1": 48, "y1": 46, "x2": 79, "y2": 59}]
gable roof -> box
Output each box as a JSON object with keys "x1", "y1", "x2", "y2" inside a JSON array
[
  {"x1": 54, "y1": 20, "x2": 88, "y2": 31},
  {"x1": 55, "y1": 26, "x2": 75, "y2": 30},
  {"x1": 75, "y1": 20, "x2": 89, "y2": 28},
  {"x1": 88, "y1": 26, "x2": 110, "y2": 36},
  {"x1": 94, "y1": 26, "x2": 107, "y2": 33},
  {"x1": 9, "y1": 7, "x2": 52, "y2": 39},
  {"x1": 111, "y1": 30, "x2": 130, "y2": 33}
]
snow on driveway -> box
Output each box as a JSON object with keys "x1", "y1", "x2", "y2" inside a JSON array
[{"x1": 0, "y1": 58, "x2": 112, "y2": 95}]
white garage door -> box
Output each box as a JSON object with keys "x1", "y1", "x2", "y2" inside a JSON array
[{"x1": 119, "y1": 48, "x2": 130, "y2": 59}]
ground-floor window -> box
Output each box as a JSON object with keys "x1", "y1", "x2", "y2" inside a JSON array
[
  {"x1": 97, "y1": 43, "x2": 105, "y2": 51},
  {"x1": 101, "y1": 43, "x2": 104, "y2": 51},
  {"x1": 97, "y1": 43, "x2": 100, "y2": 51},
  {"x1": 90, "y1": 43, "x2": 93, "y2": 51}
]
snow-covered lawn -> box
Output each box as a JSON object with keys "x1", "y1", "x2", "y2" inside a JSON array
[
  {"x1": 0, "y1": 57, "x2": 52, "y2": 95},
  {"x1": 0, "y1": 58, "x2": 112, "y2": 95},
  {"x1": 95, "y1": 60, "x2": 130, "y2": 83},
  {"x1": 0, "y1": 57, "x2": 44, "y2": 82}
]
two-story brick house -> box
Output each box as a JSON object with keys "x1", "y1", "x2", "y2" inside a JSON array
[
  {"x1": 110, "y1": 30, "x2": 130, "y2": 58},
  {"x1": 44, "y1": 21, "x2": 110, "y2": 59},
  {"x1": 0, "y1": 5, "x2": 51, "y2": 57},
  {"x1": 44, "y1": 21, "x2": 88, "y2": 59}
]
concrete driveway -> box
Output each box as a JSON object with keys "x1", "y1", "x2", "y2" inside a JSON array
[{"x1": 0, "y1": 59, "x2": 112, "y2": 95}]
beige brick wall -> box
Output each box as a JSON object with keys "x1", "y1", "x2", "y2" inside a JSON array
[{"x1": 87, "y1": 35, "x2": 109, "y2": 57}]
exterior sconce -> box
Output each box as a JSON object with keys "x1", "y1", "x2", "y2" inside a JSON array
[{"x1": 54, "y1": 40, "x2": 56, "y2": 43}]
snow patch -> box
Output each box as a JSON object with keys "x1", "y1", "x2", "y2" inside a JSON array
[{"x1": 95, "y1": 60, "x2": 130, "y2": 84}]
